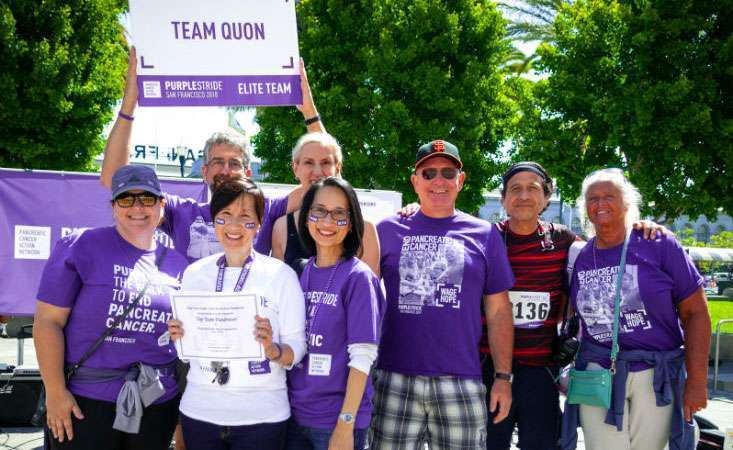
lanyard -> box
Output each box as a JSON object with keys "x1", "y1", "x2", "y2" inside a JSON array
[
  {"x1": 215, "y1": 253, "x2": 255, "y2": 292},
  {"x1": 301, "y1": 257, "x2": 340, "y2": 337}
]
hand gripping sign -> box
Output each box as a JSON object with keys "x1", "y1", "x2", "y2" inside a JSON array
[{"x1": 129, "y1": 0, "x2": 302, "y2": 107}]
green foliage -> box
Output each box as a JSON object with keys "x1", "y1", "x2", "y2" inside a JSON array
[
  {"x1": 0, "y1": 0, "x2": 128, "y2": 171},
  {"x1": 710, "y1": 231, "x2": 733, "y2": 249},
  {"x1": 678, "y1": 228, "x2": 705, "y2": 248},
  {"x1": 499, "y1": 0, "x2": 568, "y2": 42},
  {"x1": 512, "y1": 0, "x2": 733, "y2": 219},
  {"x1": 253, "y1": 0, "x2": 513, "y2": 213}
]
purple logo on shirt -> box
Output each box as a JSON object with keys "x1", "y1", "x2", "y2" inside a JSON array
[{"x1": 248, "y1": 360, "x2": 271, "y2": 375}]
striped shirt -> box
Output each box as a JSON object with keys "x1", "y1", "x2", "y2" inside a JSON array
[{"x1": 480, "y1": 221, "x2": 577, "y2": 366}]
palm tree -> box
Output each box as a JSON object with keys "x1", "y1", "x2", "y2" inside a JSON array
[
  {"x1": 497, "y1": 0, "x2": 572, "y2": 75},
  {"x1": 501, "y1": 46, "x2": 540, "y2": 75},
  {"x1": 498, "y1": 0, "x2": 569, "y2": 43}
]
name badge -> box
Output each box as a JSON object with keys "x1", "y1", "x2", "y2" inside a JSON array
[
  {"x1": 308, "y1": 353, "x2": 332, "y2": 376},
  {"x1": 509, "y1": 291, "x2": 551, "y2": 329},
  {"x1": 248, "y1": 360, "x2": 271, "y2": 375}
]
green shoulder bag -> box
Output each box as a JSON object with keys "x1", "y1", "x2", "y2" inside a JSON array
[{"x1": 566, "y1": 232, "x2": 630, "y2": 409}]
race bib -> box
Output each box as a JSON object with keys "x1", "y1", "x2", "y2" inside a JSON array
[
  {"x1": 308, "y1": 353, "x2": 332, "y2": 376},
  {"x1": 509, "y1": 291, "x2": 550, "y2": 329}
]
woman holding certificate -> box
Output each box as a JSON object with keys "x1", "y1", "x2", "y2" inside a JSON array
[
  {"x1": 285, "y1": 177, "x2": 383, "y2": 450},
  {"x1": 168, "y1": 175, "x2": 306, "y2": 450}
]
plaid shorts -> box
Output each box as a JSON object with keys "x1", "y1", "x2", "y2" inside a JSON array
[{"x1": 370, "y1": 370, "x2": 488, "y2": 450}]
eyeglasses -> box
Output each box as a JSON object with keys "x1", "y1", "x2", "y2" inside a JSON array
[
  {"x1": 214, "y1": 216, "x2": 257, "y2": 229},
  {"x1": 419, "y1": 167, "x2": 460, "y2": 181},
  {"x1": 210, "y1": 362, "x2": 230, "y2": 385},
  {"x1": 308, "y1": 206, "x2": 350, "y2": 225},
  {"x1": 207, "y1": 158, "x2": 244, "y2": 171},
  {"x1": 114, "y1": 192, "x2": 160, "y2": 208}
]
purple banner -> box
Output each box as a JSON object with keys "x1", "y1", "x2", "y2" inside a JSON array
[
  {"x1": 137, "y1": 75, "x2": 302, "y2": 107},
  {"x1": 0, "y1": 169, "x2": 208, "y2": 316}
]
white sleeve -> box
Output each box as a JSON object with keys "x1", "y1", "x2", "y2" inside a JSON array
[
  {"x1": 347, "y1": 343, "x2": 378, "y2": 375},
  {"x1": 274, "y1": 265, "x2": 306, "y2": 369}
]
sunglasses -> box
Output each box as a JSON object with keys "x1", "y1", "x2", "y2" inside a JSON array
[
  {"x1": 211, "y1": 362, "x2": 230, "y2": 385},
  {"x1": 419, "y1": 167, "x2": 460, "y2": 181},
  {"x1": 114, "y1": 192, "x2": 160, "y2": 208}
]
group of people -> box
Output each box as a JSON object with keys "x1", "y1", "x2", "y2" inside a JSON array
[{"x1": 31, "y1": 48, "x2": 711, "y2": 450}]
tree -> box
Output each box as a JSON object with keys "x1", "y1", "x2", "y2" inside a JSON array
[
  {"x1": 253, "y1": 0, "x2": 513, "y2": 213},
  {"x1": 512, "y1": 0, "x2": 733, "y2": 220},
  {"x1": 499, "y1": 0, "x2": 569, "y2": 43},
  {"x1": 0, "y1": 0, "x2": 128, "y2": 171},
  {"x1": 710, "y1": 231, "x2": 733, "y2": 249}
]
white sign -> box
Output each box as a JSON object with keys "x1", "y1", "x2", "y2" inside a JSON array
[
  {"x1": 171, "y1": 292, "x2": 263, "y2": 360},
  {"x1": 14, "y1": 225, "x2": 51, "y2": 260},
  {"x1": 129, "y1": 0, "x2": 302, "y2": 106}
]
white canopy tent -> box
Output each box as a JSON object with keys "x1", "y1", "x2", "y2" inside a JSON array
[{"x1": 684, "y1": 247, "x2": 733, "y2": 262}]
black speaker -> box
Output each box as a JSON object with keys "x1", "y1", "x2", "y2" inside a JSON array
[{"x1": 0, "y1": 367, "x2": 43, "y2": 427}]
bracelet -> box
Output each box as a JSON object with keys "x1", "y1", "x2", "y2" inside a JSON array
[
  {"x1": 304, "y1": 114, "x2": 320, "y2": 126},
  {"x1": 118, "y1": 111, "x2": 135, "y2": 121},
  {"x1": 269, "y1": 342, "x2": 283, "y2": 362}
]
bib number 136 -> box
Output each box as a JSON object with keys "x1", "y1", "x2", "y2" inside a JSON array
[{"x1": 508, "y1": 291, "x2": 550, "y2": 329}]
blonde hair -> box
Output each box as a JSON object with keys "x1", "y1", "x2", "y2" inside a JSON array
[{"x1": 291, "y1": 132, "x2": 343, "y2": 166}]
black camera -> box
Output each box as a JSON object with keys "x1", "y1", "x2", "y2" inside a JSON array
[{"x1": 552, "y1": 315, "x2": 580, "y2": 367}]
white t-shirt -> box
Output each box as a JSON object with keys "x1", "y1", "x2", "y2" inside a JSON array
[{"x1": 178, "y1": 251, "x2": 306, "y2": 425}]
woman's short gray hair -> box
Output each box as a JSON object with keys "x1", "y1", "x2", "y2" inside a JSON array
[
  {"x1": 203, "y1": 131, "x2": 251, "y2": 167},
  {"x1": 577, "y1": 168, "x2": 641, "y2": 237},
  {"x1": 291, "y1": 132, "x2": 343, "y2": 165}
]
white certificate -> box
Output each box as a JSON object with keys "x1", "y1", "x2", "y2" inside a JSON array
[{"x1": 170, "y1": 291, "x2": 263, "y2": 360}]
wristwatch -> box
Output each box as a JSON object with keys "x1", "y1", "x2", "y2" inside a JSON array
[
  {"x1": 338, "y1": 412, "x2": 355, "y2": 425},
  {"x1": 494, "y1": 372, "x2": 514, "y2": 383}
]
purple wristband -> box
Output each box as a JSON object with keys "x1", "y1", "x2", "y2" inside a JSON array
[{"x1": 118, "y1": 111, "x2": 134, "y2": 121}]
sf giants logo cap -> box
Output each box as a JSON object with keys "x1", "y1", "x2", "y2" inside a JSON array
[{"x1": 414, "y1": 140, "x2": 462, "y2": 168}]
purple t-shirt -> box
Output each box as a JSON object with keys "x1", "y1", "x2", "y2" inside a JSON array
[
  {"x1": 570, "y1": 230, "x2": 703, "y2": 369},
  {"x1": 36, "y1": 227, "x2": 189, "y2": 403},
  {"x1": 377, "y1": 210, "x2": 514, "y2": 378},
  {"x1": 162, "y1": 192, "x2": 288, "y2": 261},
  {"x1": 288, "y1": 257, "x2": 383, "y2": 429}
]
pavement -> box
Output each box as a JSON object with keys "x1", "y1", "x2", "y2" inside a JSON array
[{"x1": 1, "y1": 337, "x2": 732, "y2": 449}]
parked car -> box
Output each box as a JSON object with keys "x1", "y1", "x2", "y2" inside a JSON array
[{"x1": 714, "y1": 272, "x2": 731, "y2": 282}]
